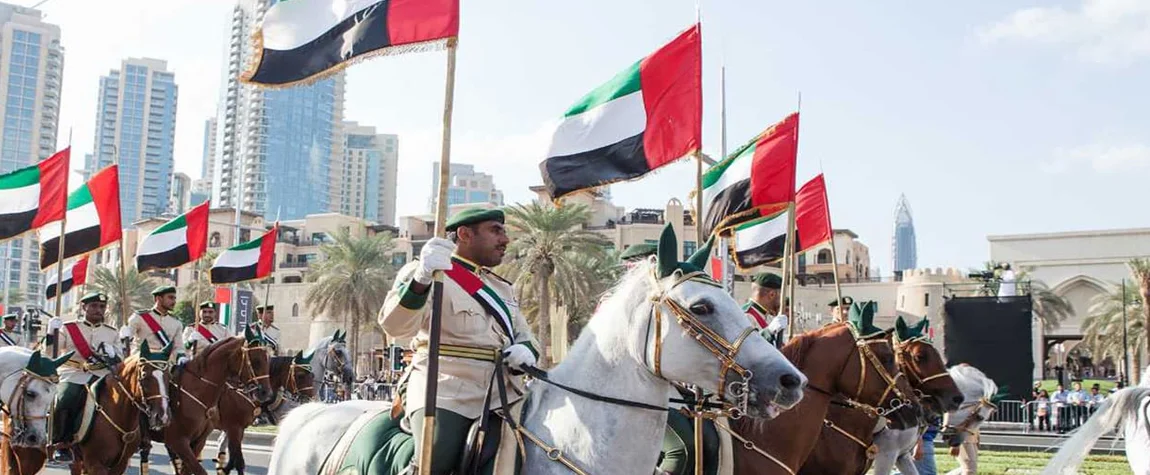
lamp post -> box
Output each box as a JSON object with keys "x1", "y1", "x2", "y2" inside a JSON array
[
  {"x1": 1053, "y1": 342, "x2": 1066, "y2": 387},
  {"x1": 1123, "y1": 278, "x2": 1130, "y2": 386}
]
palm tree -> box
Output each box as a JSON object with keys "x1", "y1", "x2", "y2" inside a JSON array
[
  {"x1": 1130, "y1": 259, "x2": 1150, "y2": 363},
  {"x1": 305, "y1": 229, "x2": 397, "y2": 367},
  {"x1": 1082, "y1": 281, "x2": 1145, "y2": 383},
  {"x1": 87, "y1": 266, "x2": 158, "y2": 325},
  {"x1": 498, "y1": 202, "x2": 611, "y2": 366},
  {"x1": 184, "y1": 251, "x2": 220, "y2": 305},
  {"x1": 559, "y1": 250, "x2": 622, "y2": 343},
  {"x1": 977, "y1": 262, "x2": 1072, "y2": 330}
]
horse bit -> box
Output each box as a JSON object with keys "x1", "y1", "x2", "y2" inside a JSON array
[{"x1": 894, "y1": 336, "x2": 951, "y2": 401}]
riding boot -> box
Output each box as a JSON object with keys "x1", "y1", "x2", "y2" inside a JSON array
[{"x1": 50, "y1": 383, "x2": 83, "y2": 463}]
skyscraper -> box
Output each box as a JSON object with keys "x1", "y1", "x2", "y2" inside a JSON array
[
  {"x1": 339, "y1": 122, "x2": 398, "y2": 225},
  {"x1": 90, "y1": 58, "x2": 178, "y2": 222},
  {"x1": 202, "y1": 116, "x2": 217, "y2": 182},
  {"x1": 0, "y1": 2, "x2": 62, "y2": 307},
  {"x1": 212, "y1": 0, "x2": 344, "y2": 220},
  {"x1": 169, "y1": 172, "x2": 191, "y2": 215},
  {"x1": 428, "y1": 163, "x2": 505, "y2": 212},
  {"x1": 892, "y1": 194, "x2": 917, "y2": 273}
]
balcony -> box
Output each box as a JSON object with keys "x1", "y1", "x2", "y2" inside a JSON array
[{"x1": 278, "y1": 261, "x2": 310, "y2": 269}]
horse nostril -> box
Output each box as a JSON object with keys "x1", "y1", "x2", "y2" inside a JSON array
[
  {"x1": 952, "y1": 395, "x2": 964, "y2": 405},
  {"x1": 779, "y1": 373, "x2": 803, "y2": 390}
]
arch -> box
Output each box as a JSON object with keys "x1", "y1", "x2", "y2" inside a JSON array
[
  {"x1": 209, "y1": 232, "x2": 222, "y2": 248},
  {"x1": 816, "y1": 249, "x2": 832, "y2": 264},
  {"x1": 1050, "y1": 275, "x2": 1109, "y2": 296},
  {"x1": 1048, "y1": 275, "x2": 1111, "y2": 336},
  {"x1": 292, "y1": 303, "x2": 300, "y2": 317}
]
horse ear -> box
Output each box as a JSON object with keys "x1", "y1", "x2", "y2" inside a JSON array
[
  {"x1": 895, "y1": 317, "x2": 909, "y2": 341},
  {"x1": 686, "y1": 236, "x2": 714, "y2": 271},
  {"x1": 49, "y1": 352, "x2": 75, "y2": 371},
  {"x1": 330, "y1": 329, "x2": 340, "y2": 341},
  {"x1": 656, "y1": 223, "x2": 678, "y2": 279}
]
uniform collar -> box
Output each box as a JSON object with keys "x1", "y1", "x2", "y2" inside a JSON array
[
  {"x1": 80, "y1": 318, "x2": 102, "y2": 327},
  {"x1": 451, "y1": 254, "x2": 483, "y2": 273},
  {"x1": 745, "y1": 300, "x2": 769, "y2": 315},
  {"x1": 151, "y1": 306, "x2": 170, "y2": 317}
]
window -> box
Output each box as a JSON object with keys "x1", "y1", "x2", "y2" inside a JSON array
[
  {"x1": 292, "y1": 303, "x2": 299, "y2": 317},
  {"x1": 682, "y1": 241, "x2": 696, "y2": 260},
  {"x1": 391, "y1": 253, "x2": 407, "y2": 267},
  {"x1": 924, "y1": 293, "x2": 930, "y2": 306},
  {"x1": 816, "y1": 249, "x2": 833, "y2": 264}
]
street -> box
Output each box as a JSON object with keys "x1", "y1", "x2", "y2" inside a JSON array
[{"x1": 40, "y1": 433, "x2": 274, "y2": 475}]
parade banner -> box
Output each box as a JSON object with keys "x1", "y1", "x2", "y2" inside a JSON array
[
  {"x1": 795, "y1": 174, "x2": 832, "y2": 252},
  {"x1": 242, "y1": 0, "x2": 460, "y2": 86},
  {"x1": 136, "y1": 201, "x2": 210, "y2": 271},
  {"x1": 39, "y1": 165, "x2": 122, "y2": 269},
  {"x1": 0, "y1": 148, "x2": 68, "y2": 242},
  {"x1": 701, "y1": 113, "x2": 799, "y2": 237},
  {"x1": 540, "y1": 24, "x2": 701, "y2": 199}
]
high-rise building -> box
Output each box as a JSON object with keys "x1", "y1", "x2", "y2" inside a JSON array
[
  {"x1": 338, "y1": 122, "x2": 398, "y2": 225},
  {"x1": 190, "y1": 178, "x2": 211, "y2": 207},
  {"x1": 202, "y1": 116, "x2": 217, "y2": 182},
  {"x1": 892, "y1": 194, "x2": 917, "y2": 273},
  {"x1": 212, "y1": 0, "x2": 344, "y2": 221},
  {"x1": 0, "y1": 2, "x2": 62, "y2": 308},
  {"x1": 427, "y1": 163, "x2": 504, "y2": 212},
  {"x1": 90, "y1": 57, "x2": 178, "y2": 222},
  {"x1": 169, "y1": 172, "x2": 191, "y2": 215}
]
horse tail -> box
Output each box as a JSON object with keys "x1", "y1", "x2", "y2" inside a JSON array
[
  {"x1": 1041, "y1": 386, "x2": 1150, "y2": 475},
  {"x1": 268, "y1": 402, "x2": 330, "y2": 472}
]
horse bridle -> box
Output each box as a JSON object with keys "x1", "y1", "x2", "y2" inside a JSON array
[
  {"x1": 0, "y1": 368, "x2": 55, "y2": 442},
  {"x1": 944, "y1": 397, "x2": 997, "y2": 437},
  {"x1": 822, "y1": 327, "x2": 911, "y2": 418},
  {"x1": 111, "y1": 358, "x2": 172, "y2": 421},
  {"x1": 286, "y1": 362, "x2": 314, "y2": 398},
  {"x1": 646, "y1": 269, "x2": 758, "y2": 418},
  {"x1": 894, "y1": 337, "x2": 951, "y2": 400}
]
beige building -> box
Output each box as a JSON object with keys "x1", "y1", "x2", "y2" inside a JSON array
[
  {"x1": 989, "y1": 227, "x2": 1150, "y2": 380},
  {"x1": 336, "y1": 122, "x2": 398, "y2": 225},
  {"x1": 799, "y1": 230, "x2": 873, "y2": 284}
]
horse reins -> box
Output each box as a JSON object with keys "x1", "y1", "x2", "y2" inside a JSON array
[
  {"x1": 92, "y1": 357, "x2": 172, "y2": 467},
  {"x1": 894, "y1": 337, "x2": 951, "y2": 392},
  {"x1": 0, "y1": 368, "x2": 55, "y2": 443},
  {"x1": 945, "y1": 397, "x2": 997, "y2": 437}
]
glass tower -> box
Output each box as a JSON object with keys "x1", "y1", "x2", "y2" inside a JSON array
[{"x1": 892, "y1": 194, "x2": 917, "y2": 273}]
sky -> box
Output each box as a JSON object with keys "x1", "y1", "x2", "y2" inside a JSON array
[{"x1": 38, "y1": 0, "x2": 1150, "y2": 274}]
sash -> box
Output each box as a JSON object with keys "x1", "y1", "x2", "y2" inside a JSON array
[
  {"x1": 63, "y1": 322, "x2": 95, "y2": 360},
  {"x1": 443, "y1": 260, "x2": 514, "y2": 338},
  {"x1": 138, "y1": 312, "x2": 172, "y2": 347},
  {"x1": 257, "y1": 324, "x2": 279, "y2": 350},
  {"x1": 0, "y1": 331, "x2": 15, "y2": 346},
  {"x1": 743, "y1": 302, "x2": 769, "y2": 329},
  {"x1": 195, "y1": 325, "x2": 219, "y2": 344}
]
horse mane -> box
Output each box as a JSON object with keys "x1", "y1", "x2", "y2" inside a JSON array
[
  {"x1": 562, "y1": 261, "x2": 656, "y2": 368},
  {"x1": 948, "y1": 363, "x2": 996, "y2": 400},
  {"x1": 187, "y1": 336, "x2": 243, "y2": 374},
  {"x1": 781, "y1": 322, "x2": 848, "y2": 368},
  {"x1": 269, "y1": 356, "x2": 292, "y2": 386}
]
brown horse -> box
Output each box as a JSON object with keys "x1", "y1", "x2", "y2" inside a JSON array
[
  {"x1": 800, "y1": 329, "x2": 965, "y2": 475},
  {"x1": 68, "y1": 342, "x2": 175, "y2": 475},
  {"x1": 2, "y1": 415, "x2": 46, "y2": 475},
  {"x1": 142, "y1": 334, "x2": 272, "y2": 475},
  {"x1": 214, "y1": 352, "x2": 316, "y2": 475},
  {"x1": 729, "y1": 322, "x2": 917, "y2": 475}
]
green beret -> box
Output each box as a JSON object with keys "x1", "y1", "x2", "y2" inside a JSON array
[
  {"x1": 151, "y1": 285, "x2": 177, "y2": 297},
  {"x1": 198, "y1": 301, "x2": 217, "y2": 310},
  {"x1": 80, "y1": 292, "x2": 109, "y2": 304},
  {"x1": 2, "y1": 314, "x2": 16, "y2": 321},
  {"x1": 828, "y1": 296, "x2": 854, "y2": 307},
  {"x1": 620, "y1": 243, "x2": 657, "y2": 262},
  {"x1": 445, "y1": 207, "x2": 504, "y2": 232},
  {"x1": 752, "y1": 273, "x2": 782, "y2": 289},
  {"x1": 256, "y1": 305, "x2": 274, "y2": 313}
]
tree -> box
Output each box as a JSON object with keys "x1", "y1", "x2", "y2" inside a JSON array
[
  {"x1": 977, "y1": 262, "x2": 1072, "y2": 330},
  {"x1": 184, "y1": 251, "x2": 220, "y2": 305},
  {"x1": 559, "y1": 250, "x2": 622, "y2": 344},
  {"x1": 87, "y1": 266, "x2": 158, "y2": 325},
  {"x1": 172, "y1": 300, "x2": 196, "y2": 326},
  {"x1": 1131, "y1": 259, "x2": 1150, "y2": 367},
  {"x1": 1082, "y1": 280, "x2": 1145, "y2": 383},
  {"x1": 498, "y1": 202, "x2": 611, "y2": 366},
  {"x1": 305, "y1": 230, "x2": 397, "y2": 369}
]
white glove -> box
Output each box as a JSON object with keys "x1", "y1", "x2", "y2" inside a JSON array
[
  {"x1": 502, "y1": 344, "x2": 537, "y2": 373},
  {"x1": 767, "y1": 314, "x2": 788, "y2": 334},
  {"x1": 119, "y1": 325, "x2": 132, "y2": 339},
  {"x1": 47, "y1": 317, "x2": 62, "y2": 332},
  {"x1": 177, "y1": 355, "x2": 190, "y2": 365},
  {"x1": 413, "y1": 237, "x2": 455, "y2": 284}
]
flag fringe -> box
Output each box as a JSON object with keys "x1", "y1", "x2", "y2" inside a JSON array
[
  {"x1": 545, "y1": 148, "x2": 699, "y2": 201},
  {"x1": 240, "y1": 30, "x2": 456, "y2": 89}
]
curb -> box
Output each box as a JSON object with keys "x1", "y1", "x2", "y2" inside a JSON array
[{"x1": 207, "y1": 429, "x2": 277, "y2": 444}]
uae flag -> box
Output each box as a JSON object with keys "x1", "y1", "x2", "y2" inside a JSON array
[
  {"x1": 136, "y1": 201, "x2": 210, "y2": 272},
  {"x1": 39, "y1": 166, "x2": 122, "y2": 269},
  {"x1": 540, "y1": 25, "x2": 702, "y2": 199},
  {"x1": 45, "y1": 257, "x2": 88, "y2": 299},
  {"x1": 731, "y1": 208, "x2": 790, "y2": 269},
  {"x1": 242, "y1": 0, "x2": 459, "y2": 86},
  {"x1": 701, "y1": 113, "x2": 799, "y2": 237},
  {"x1": 0, "y1": 148, "x2": 69, "y2": 242},
  {"x1": 795, "y1": 174, "x2": 832, "y2": 252},
  {"x1": 210, "y1": 225, "x2": 278, "y2": 284}
]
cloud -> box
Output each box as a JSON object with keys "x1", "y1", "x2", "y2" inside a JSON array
[
  {"x1": 1044, "y1": 143, "x2": 1150, "y2": 173},
  {"x1": 977, "y1": 0, "x2": 1150, "y2": 64}
]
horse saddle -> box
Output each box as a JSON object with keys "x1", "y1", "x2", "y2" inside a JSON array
[
  {"x1": 659, "y1": 408, "x2": 736, "y2": 475},
  {"x1": 317, "y1": 402, "x2": 521, "y2": 475},
  {"x1": 65, "y1": 378, "x2": 105, "y2": 445}
]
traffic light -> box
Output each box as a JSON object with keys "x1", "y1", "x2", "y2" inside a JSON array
[
  {"x1": 389, "y1": 346, "x2": 404, "y2": 372},
  {"x1": 25, "y1": 309, "x2": 43, "y2": 339}
]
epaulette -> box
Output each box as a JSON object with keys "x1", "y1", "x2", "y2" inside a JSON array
[
  {"x1": 102, "y1": 324, "x2": 117, "y2": 330},
  {"x1": 482, "y1": 268, "x2": 514, "y2": 286}
]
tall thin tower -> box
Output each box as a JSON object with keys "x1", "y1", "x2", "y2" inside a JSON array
[{"x1": 892, "y1": 194, "x2": 917, "y2": 273}]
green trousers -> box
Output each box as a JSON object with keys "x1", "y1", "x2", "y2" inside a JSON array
[
  {"x1": 51, "y1": 382, "x2": 87, "y2": 445},
  {"x1": 409, "y1": 408, "x2": 474, "y2": 475},
  {"x1": 661, "y1": 409, "x2": 719, "y2": 475}
]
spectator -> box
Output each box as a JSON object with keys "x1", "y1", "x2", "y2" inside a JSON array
[
  {"x1": 997, "y1": 264, "x2": 1017, "y2": 298},
  {"x1": 1051, "y1": 384, "x2": 1070, "y2": 433},
  {"x1": 1035, "y1": 390, "x2": 1051, "y2": 432},
  {"x1": 914, "y1": 415, "x2": 941, "y2": 475},
  {"x1": 1067, "y1": 381, "x2": 1089, "y2": 427},
  {"x1": 1111, "y1": 380, "x2": 1126, "y2": 395},
  {"x1": 1087, "y1": 383, "x2": 1106, "y2": 417}
]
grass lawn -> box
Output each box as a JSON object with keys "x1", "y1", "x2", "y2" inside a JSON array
[
  {"x1": 930, "y1": 450, "x2": 1131, "y2": 474},
  {"x1": 1036, "y1": 379, "x2": 1119, "y2": 394}
]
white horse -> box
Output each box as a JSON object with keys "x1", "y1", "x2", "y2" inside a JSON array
[
  {"x1": 940, "y1": 364, "x2": 999, "y2": 475},
  {"x1": 0, "y1": 347, "x2": 72, "y2": 447},
  {"x1": 270, "y1": 230, "x2": 807, "y2": 474},
  {"x1": 1041, "y1": 365, "x2": 1150, "y2": 475},
  {"x1": 310, "y1": 331, "x2": 355, "y2": 394}
]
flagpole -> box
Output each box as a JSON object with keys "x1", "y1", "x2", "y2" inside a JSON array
[
  {"x1": 718, "y1": 65, "x2": 735, "y2": 297},
  {"x1": 108, "y1": 140, "x2": 130, "y2": 328},
  {"x1": 51, "y1": 137, "x2": 73, "y2": 356},
  {"x1": 825, "y1": 177, "x2": 843, "y2": 310},
  {"x1": 786, "y1": 95, "x2": 802, "y2": 336},
  {"x1": 420, "y1": 37, "x2": 458, "y2": 475}
]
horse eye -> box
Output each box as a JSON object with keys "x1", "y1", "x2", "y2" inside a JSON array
[
  {"x1": 24, "y1": 390, "x2": 35, "y2": 399},
  {"x1": 914, "y1": 352, "x2": 928, "y2": 362},
  {"x1": 689, "y1": 301, "x2": 713, "y2": 315}
]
